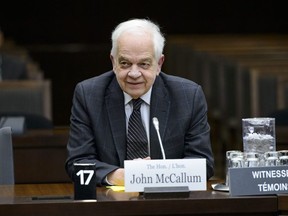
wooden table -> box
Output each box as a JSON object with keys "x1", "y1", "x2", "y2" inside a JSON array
[
  {"x1": 8, "y1": 128, "x2": 288, "y2": 215},
  {"x1": 278, "y1": 194, "x2": 288, "y2": 214},
  {"x1": 0, "y1": 181, "x2": 286, "y2": 216}
]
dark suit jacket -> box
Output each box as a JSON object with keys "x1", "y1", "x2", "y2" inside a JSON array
[
  {"x1": 65, "y1": 71, "x2": 214, "y2": 185},
  {"x1": 0, "y1": 54, "x2": 28, "y2": 80}
]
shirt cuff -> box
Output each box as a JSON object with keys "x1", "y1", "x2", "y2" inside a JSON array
[{"x1": 105, "y1": 176, "x2": 113, "y2": 186}]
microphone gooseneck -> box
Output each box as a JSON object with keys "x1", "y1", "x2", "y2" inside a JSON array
[{"x1": 152, "y1": 117, "x2": 166, "y2": 160}]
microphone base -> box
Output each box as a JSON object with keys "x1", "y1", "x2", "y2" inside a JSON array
[{"x1": 143, "y1": 186, "x2": 190, "y2": 199}]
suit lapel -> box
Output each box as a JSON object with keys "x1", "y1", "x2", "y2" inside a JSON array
[
  {"x1": 105, "y1": 78, "x2": 126, "y2": 167},
  {"x1": 105, "y1": 75, "x2": 170, "y2": 162},
  {"x1": 150, "y1": 76, "x2": 170, "y2": 159}
]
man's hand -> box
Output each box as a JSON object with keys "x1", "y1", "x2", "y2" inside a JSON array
[
  {"x1": 107, "y1": 168, "x2": 125, "y2": 186},
  {"x1": 106, "y1": 157, "x2": 151, "y2": 186}
]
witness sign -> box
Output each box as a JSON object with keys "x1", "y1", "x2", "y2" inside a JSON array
[{"x1": 229, "y1": 166, "x2": 288, "y2": 196}]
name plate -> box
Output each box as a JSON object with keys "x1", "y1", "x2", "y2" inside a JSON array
[
  {"x1": 124, "y1": 158, "x2": 206, "y2": 192},
  {"x1": 229, "y1": 166, "x2": 288, "y2": 196}
]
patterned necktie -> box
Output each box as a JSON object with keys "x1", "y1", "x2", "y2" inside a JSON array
[{"x1": 126, "y1": 98, "x2": 148, "y2": 159}]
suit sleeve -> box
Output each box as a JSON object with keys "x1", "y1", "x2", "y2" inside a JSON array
[
  {"x1": 184, "y1": 85, "x2": 214, "y2": 179},
  {"x1": 65, "y1": 82, "x2": 119, "y2": 186}
]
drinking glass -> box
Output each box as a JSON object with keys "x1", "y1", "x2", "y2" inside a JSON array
[
  {"x1": 278, "y1": 150, "x2": 288, "y2": 166},
  {"x1": 244, "y1": 152, "x2": 260, "y2": 167},
  {"x1": 230, "y1": 152, "x2": 244, "y2": 168},
  {"x1": 278, "y1": 150, "x2": 288, "y2": 157},
  {"x1": 242, "y1": 118, "x2": 276, "y2": 165},
  {"x1": 225, "y1": 151, "x2": 243, "y2": 186},
  {"x1": 264, "y1": 151, "x2": 279, "y2": 166}
]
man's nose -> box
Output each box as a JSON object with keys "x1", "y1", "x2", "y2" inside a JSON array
[{"x1": 128, "y1": 67, "x2": 141, "y2": 78}]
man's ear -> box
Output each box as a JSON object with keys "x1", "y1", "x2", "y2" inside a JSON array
[
  {"x1": 157, "y1": 54, "x2": 165, "y2": 74},
  {"x1": 110, "y1": 55, "x2": 116, "y2": 71}
]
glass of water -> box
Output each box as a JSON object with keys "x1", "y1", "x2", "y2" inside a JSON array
[
  {"x1": 264, "y1": 151, "x2": 279, "y2": 166},
  {"x1": 225, "y1": 151, "x2": 244, "y2": 187},
  {"x1": 230, "y1": 152, "x2": 244, "y2": 168},
  {"x1": 242, "y1": 118, "x2": 276, "y2": 161},
  {"x1": 278, "y1": 150, "x2": 288, "y2": 166},
  {"x1": 244, "y1": 152, "x2": 261, "y2": 167},
  {"x1": 225, "y1": 150, "x2": 242, "y2": 186}
]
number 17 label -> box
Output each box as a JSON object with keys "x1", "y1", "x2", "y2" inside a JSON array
[{"x1": 76, "y1": 170, "x2": 95, "y2": 185}]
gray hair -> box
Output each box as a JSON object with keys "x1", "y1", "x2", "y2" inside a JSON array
[{"x1": 110, "y1": 18, "x2": 165, "y2": 60}]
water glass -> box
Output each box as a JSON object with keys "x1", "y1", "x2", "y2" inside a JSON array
[
  {"x1": 278, "y1": 150, "x2": 288, "y2": 166},
  {"x1": 225, "y1": 150, "x2": 242, "y2": 186},
  {"x1": 230, "y1": 152, "x2": 244, "y2": 168},
  {"x1": 225, "y1": 151, "x2": 244, "y2": 186},
  {"x1": 278, "y1": 150, "x2": 288, "y2": 157},
  {"x1": 242, "y1": 118, "x2": 276, "y2": 154},
  {"x1": 264, "y1": 151, "x2": 279, "y2": 166},
  {"x1": 244, "y1": 152, "x2": 261, "y2": 167}
]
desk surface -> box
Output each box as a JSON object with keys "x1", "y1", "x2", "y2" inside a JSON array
[
  {"x1": 8, "y1": 128, "x2": 288, "y2": 215},
  {"x1": 0, "y1": 181, "x2": 285, "y2": 216}
]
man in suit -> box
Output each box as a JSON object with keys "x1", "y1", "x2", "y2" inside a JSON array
[
  {"x1": 0, "y1": 27, "x2": 28, "y2": 80},
  {"x1": 65, "y1": 18, "x2": 214, "y2": 186}
]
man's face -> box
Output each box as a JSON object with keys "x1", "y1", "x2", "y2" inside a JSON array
[{"x1": 111, "y1": 32, "x2": 164, "y2": 99}]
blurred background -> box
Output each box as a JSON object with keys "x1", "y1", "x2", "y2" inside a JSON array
[
  {"x1": 1, "y1": 0, "x2": 287, "y2": 125},
  {"x1": 1, "y1": 0, "x2": 288, "y2": 181}
]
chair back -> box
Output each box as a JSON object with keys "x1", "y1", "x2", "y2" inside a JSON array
[{"x1": 0, "y1": 126, "x2": 14, "y2": 184}]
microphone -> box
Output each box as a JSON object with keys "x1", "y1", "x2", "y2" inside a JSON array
[{"x1": 152, "y1": 117, "x2": 166, "y2": 160}]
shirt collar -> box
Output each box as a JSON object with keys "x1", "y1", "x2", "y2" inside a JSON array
[{"x1": 124, "y1": 88, "x2": 152, "y2": 105}]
